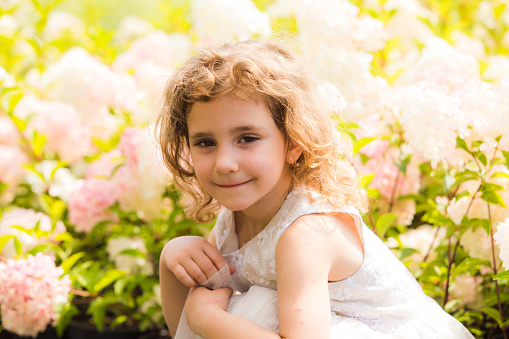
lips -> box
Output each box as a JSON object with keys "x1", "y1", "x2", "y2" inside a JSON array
[{"x1": 216, "y1": 179, "x2": 252, "y2": 188}]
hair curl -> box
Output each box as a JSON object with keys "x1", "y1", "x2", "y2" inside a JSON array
[{"x1": 156, "y1": 40, "x2": 367, "y2": 223}]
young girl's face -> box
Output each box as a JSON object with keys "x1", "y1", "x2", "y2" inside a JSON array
[{"x1": 187, "y1": 94, "x2": 297, "y2": 214}]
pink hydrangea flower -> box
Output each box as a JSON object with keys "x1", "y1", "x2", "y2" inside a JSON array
[
  {"x1": 0, "y1": 207, "x2": 66, "y2": 258},
  {"x1": 112, "y1": 127, "x2": 169, "y2": 219},
  {"x1": 14, "y1": 96, "x2": 92, "y2": 163},
  {"x1": 0, "y1": 253, "x2": 71, "y2": 338},
  {"x1": 357, "y1": 139, "x2": 420, "y2": 198},
  {"x1": 0, "y1": 116, "x2": 20, "y2": 146},
  {"x1": 40, "y1": 47, "x2": 140, "y2": 139},
  {"x1": 0, "y1": 145, "x2": 28, "y2": 184},
  {"x1": 68, "y1": 178, "x2": 117, "y2": 232}
]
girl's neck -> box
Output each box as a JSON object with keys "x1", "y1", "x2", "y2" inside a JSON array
[{"x1": 233, "y1": 181, "x2": 291, "y2": 246}]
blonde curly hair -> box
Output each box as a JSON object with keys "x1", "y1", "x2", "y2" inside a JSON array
[{"x1": 156, "y1": 40, "x2": 367, "y2": 222}]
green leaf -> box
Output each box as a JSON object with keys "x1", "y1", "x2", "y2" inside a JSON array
[
  {"x1": 93, "y1": 269, "x2": 127, "y2": 293},
  {"x1": 452, "y1": 258, "x2": 489, "y2": 277},
  {"x1": 55, "y1": 303, "x2": 80, "y2": 337},
  {"x1": 0, "y1": 235, "x2": 15, "y2": 253},
  {"x1": 400, "y1": 247, "x2": 418, "y2": 261},
  {"x1": 32, "y1": 130, "x2": 47, "y2": 157},
  {"x1": 61, "y1": 252, "x2": 86, "y2": 273},
  {"x1": 8, "y1": 112, "x2": 26, "y2": 131},
  {"x1": 10, "y1": 225, "x2": 33, "y2": 235},
  {"x1": 481, "y1": 307, "x2": 503, "y2": 328},
  {"x1": 120, "y1": 248, "x2": 146, "y2": 258},
  {"x1": 480, "y1": 190, "x2": 507, "y2": 208},
  {"x1": 110, "y1": 315, "x2": 128, "y2": 329},
  {"x1": 375, "y1": 213, "x2": 398, "y2": 238},
  {"x1": 482, "y1": 182, "x2": 505, "y2": 191},
  {"x1": 490, "y1": 172, "x2": 509, "y2": 180},
  {"x1": 494, "y1": 270, "x2": 509, "y2": 281},
  {"x1": 353, "y1": 136, "x2": 377, "y2": 155},
  {"x1": 394, "y1": 154, "x2": 411, "y2": 175},
  {"x1": 456, "y1": 137, "x2": 469, "y2": 153},
  {"x1": 502, "y1": 151, "x2": 509, "y2": 167},
  {"x1": 359, "y1": 173, "x2": 375, "y2": 189},
  {"x1": 475, "y1": 152, "x2": 487, "y2": 167},
  {"x1": 13, "y1": 237, "x2": 23, "y2": 255}
]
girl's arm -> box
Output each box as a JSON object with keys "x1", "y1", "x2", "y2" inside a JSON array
[
  {"x1": 185, "y1": 213, "x2": 363, "y2": 339},
  {"x1": 160, "y1": 228, "x2": 229, "y2": 337}
]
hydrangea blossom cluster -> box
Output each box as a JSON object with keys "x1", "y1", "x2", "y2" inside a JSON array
[
  {"x1": 190, "y1": 0, "x2": 271, "y2": 45},
  {"x1": 356, "y1": 139, "x2": 420, "y2": 224},
  {"x1": 0, "y1": 207, "x2": 66, "y2": 258},
  {"x1": 39, "y1": 47, "x2": 141, "y2": 139},
  {"x1": 289, "y1": 0, "x2": 392, "y2": 123},
  {"x1": 14, "y1": 96, "x2": 92, "y2": 163},
  {"x1": 67, "y1": 179, "x2": 118, "y2": 233},
  {"x1": 105, "y1": 127, "x2": 169, "y2": 220},
  {"x1": 494, "y1": 218, "x2": 509, "y2": 271},
  {"x1": 42, "y1": 10, "x2": 86, "y2": 42},
  {"x1": 113, "y1": 31, "x2": 191, "y2": 105},
  {"x1": 399, "y1": 37, "x2": 509, "y2": 164},
  {"x1": 0, "y1": 253, "x2": 71, "y2": 337},
  {"x1": 68, "y1": 127, "x2": 168, "y2": 232}
]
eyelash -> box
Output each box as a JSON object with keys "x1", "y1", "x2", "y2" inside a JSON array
[{"x1": 193, "y1": 135, "x2": 259, "y2": 148}]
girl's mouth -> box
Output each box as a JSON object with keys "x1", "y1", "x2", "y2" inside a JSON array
[{"x1": 217, "y1": 180, "x2": 252, "y2": 188}]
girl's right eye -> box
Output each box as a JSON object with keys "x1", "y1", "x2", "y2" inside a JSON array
[{"x1": 195, "y1": 139, "x2": 216, "y2": 147}]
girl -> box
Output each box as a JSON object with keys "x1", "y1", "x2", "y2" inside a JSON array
[{"x1": 156, "y1": 40, "x2": 473, "y2": 339}]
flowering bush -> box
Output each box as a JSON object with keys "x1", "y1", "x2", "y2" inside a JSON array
[{"x1": 1, "y1": 0, "x2": 509, "y2": 338}]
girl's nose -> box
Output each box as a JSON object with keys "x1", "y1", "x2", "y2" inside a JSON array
[{"x1": 214, "y1": 146, "x2": 240, "y2": 174}]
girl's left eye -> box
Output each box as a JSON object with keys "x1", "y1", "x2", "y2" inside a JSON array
[{"x1": 238, "y1": 135, "x2": 259, "y2": 143}]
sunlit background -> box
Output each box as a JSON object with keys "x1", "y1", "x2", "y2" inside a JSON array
[{"x1": 1, "y1": 0, "x2": 509, "y2": 338}]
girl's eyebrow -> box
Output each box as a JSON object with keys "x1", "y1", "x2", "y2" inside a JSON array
[{"x1": 189, "y1": 125, "x2": 264, "y2": 139}]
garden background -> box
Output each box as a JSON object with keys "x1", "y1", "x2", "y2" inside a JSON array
[{"x1": 1, "y1": 0, "x2": 509, "y2": 338}]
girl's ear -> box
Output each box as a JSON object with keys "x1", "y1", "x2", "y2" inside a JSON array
[{"x1": 286, "y1": 141, "x2": 303, "y2": 165}]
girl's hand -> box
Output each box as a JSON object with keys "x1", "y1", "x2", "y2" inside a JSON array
[
  {"x1": 185, "y1": 286, "x2": 233, "y2": 335},
  {"x1": 161, "y1": 236, "x2": 234, "y2": 288}
]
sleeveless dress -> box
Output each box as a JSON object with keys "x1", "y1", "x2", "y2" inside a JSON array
[{"x1": 175, "y1": 187, "x2": 474, "y2": 338}]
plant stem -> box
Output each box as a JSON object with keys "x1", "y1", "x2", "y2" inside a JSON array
[
  {"x1": 488, "y1": 204, "x2": 507, "y2": 339},
  {"x1": 443, "y1": 238, "x2": 460, "y2": 308},
  {"x1": 423, "y1": 226, "x2": 441, "y2": 263}
]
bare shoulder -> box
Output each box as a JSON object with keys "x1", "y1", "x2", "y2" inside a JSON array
[{"x1": 278, "y1": 213, "x2": 364, "y2": 282}]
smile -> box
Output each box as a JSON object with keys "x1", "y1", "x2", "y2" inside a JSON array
[{"x1": 216, "y1": 180, "x2": 252, "y2": 188}]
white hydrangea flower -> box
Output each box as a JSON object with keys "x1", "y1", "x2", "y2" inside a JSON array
[
  {"x1": 399, "y1": 86, "x2": 468, "y2": 165},
  {"x1": 113, "y1": 16, "x2": 154, "y2": 45},
  {"x1": 40, "y1": 47, "x2": 142, "y2": 138},
  {"x1": 317, "y1": 82, "x2": 347, "y2": 115},
  {"x1": 494, "y1": 218, "x2": 509, "y2": 270},
  {"x1": 42, "y1": 10, "x2": 86, "y2": 42},
  {"x1": 484, "y1": 55, "x2": 509, "y2": 83},
  {"x1": 25, "y1": 160, "x2": 77, "y2": 201},
  {"x1": 106, "y1": 236, "x2": 154, "y2": 275},
  {"x1": 0, "y1": 14, "x2": 17, "y2": 38},
  {"x1": 191, "y1": 0, "x2": 271, "y2": 45},
  {"x1": 0, "y1": 65, "x2": 15, "y2": 88},
  {"x1": 461, "y1": 226, "x2": 499, "y2": 263}
]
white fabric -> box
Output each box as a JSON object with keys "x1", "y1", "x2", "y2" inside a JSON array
[{"x1": 176, "y1": 187, "x2": 474, "y2": 338}]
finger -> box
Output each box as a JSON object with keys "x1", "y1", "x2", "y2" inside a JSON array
[
  {"x1": 228, "y1": 264, "x2": 235, "y2": 275},
  {"x1": 192, "y1": 251, "x2": 221, "y2": 280},
  {"x1": 172, "y1": 264, "x2": 198, "y2": 288},
  {"x1": 202, "y1": 244, "x2": 227, "y2": 271},
  {"x1": 182, "y1": 258, "x2": 209, "y2": 285}
]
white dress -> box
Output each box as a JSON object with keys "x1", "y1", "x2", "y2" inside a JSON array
[{"x1": 175, "y1": 188, "x2": 474, "y2": 338}]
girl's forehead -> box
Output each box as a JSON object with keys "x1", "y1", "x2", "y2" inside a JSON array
[{"x1": 186, "y1": 95, "x2": 278, "y2": 133}]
